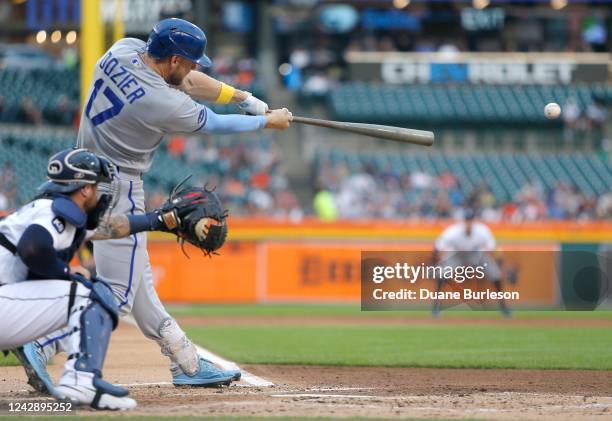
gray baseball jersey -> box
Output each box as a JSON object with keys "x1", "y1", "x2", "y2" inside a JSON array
[
  {"x1": 65, "y1": 37, "x2": 227, "y2": 377},
  {"x1": 77, "y1": 38, "x2": 207, "y2": 173}
]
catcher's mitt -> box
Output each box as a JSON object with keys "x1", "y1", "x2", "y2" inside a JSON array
[{"x1": 157, "y1": 177, "x2": 228, "y2": 257}]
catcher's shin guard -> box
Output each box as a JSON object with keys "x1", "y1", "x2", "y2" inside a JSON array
[
  {"x1": 72, "y1": 279, "x2": 118, "y2": 374},
  {"x1": 59, "y1": 277, "x2": 133, "y2": 409}
]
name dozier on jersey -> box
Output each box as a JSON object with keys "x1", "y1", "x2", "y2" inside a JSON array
[{"x1": 99, "y1": 51, "x2": 146, "y2": 104}]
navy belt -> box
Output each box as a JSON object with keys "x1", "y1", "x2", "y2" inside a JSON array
[
  {"x1": 0, "y1": 232, "x2": 16, "y2": 255},
  {"x1": 117, "y1": 166, "x2": 142, "y2": 178}
]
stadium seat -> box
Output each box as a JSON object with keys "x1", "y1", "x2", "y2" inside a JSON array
[{"x1": 329, "y1": 83, "x2": 612, "y2": 125}]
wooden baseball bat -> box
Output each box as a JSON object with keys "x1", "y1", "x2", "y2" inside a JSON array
[{"x1": 291, "y1": 116, "x2": 434, "y2": 147}]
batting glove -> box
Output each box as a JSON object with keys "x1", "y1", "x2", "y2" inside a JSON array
[{"x1": 239, "y1": 94, "x2": 269, "y2": 115}]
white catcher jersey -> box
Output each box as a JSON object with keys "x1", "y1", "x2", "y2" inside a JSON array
[
  {"x1": 77, "y1": 38, "x2": 208, "y2": 173},
  {"x1": 0, "y1": 199, "x2": 76, "y2": 285},
  {"x1": 435, "y1": 222, "x2": 496, "y2": 253}
]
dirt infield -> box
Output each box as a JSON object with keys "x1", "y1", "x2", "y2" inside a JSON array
[{"x1": 1, "y1": 320, "x2": 611, "y2": 420}]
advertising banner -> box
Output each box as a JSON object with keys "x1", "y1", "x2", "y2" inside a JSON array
[{"x1": 346, "y1": 52, "x2": 610, "y2": 84}]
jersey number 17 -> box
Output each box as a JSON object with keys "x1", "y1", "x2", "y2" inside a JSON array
[{"x1": 85, "y1": 78, "x2": 124, "y2": 126}]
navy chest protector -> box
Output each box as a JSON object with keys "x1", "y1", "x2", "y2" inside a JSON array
[
  {"x1": 51, "y1": 196, "x2": 87, "y2": 228},
  {"x1": 50, "y1": 197, "x2": 89, "y2": 262}
]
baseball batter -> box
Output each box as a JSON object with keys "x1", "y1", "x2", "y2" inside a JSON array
[
  {"x1": 19, "y1": 18, "x2": 291, "y2": 393},
  {"x1": 431, "y1": 209, "x2": 511, "y2": 317}
]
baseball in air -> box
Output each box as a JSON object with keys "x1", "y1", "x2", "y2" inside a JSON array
[{"x1": 544, "y1": 102, "x2": 561, "y2": 119}]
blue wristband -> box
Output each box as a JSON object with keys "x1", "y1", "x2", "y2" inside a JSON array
[{"x1": 127, "y1": 213, "x2": 164, "y2": 234}]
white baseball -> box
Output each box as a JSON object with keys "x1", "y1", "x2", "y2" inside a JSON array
[{"x1": 544, "y1": 102, "x2": 561, "y2": 119}]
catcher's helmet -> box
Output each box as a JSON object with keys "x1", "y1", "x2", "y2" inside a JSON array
[
  {"x1": 145, "y1": 18, "x2": 212, "y2": 67},
  {"x1": 38, "y1": 148, "x2": 115, "y2": 194}
]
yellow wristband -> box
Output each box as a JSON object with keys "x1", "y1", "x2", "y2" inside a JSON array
[{"x1": 215, "y1": 82, "x2": 235, "y2": 104}]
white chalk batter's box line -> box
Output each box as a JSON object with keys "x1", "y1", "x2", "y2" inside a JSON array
[{"x1": 122, "y1": 316, "x2": 274, "y2": 387}]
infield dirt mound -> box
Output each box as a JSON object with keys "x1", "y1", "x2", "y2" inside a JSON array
[{"x1": 1, "y1": 320, "x2": 611, "y2": 420}]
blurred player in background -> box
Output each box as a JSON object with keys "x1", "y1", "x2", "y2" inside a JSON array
[
  {"x1": 19, "y1": 18, "x2": 292, "y2": 395},
  {"x1": 431, "y1": 209, "x2": 512, "y2": 318}
]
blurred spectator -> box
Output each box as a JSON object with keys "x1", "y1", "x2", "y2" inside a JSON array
[
  {"x1": 273, "y1": 188, "x2": 303, "y2": 221},
  {"x1": 596, "y1": 193, "x2": 612, "y2": 219},
  {"x1": 379, "y1": 36, "x2": 398, "y2": 52},
  {"x1": 313, "y1": 188, "x2": 338, "y2": 222},
  {"x1": 313, "y1": 158, "x2": 609, "y2": 221},
  {"x1": 45, "y1": 95, "x2": 77, "y2": 126},
  {"x1": 251, "y1": 170, "x2": 270, "y2": 190},
  {"x1": 61, "y1": 46, "x2": 79, "y2": 69},
  {"x1": 148, "y1": 135, "x2": 302, "y2": 218},
  {"x1": 236, "y1": 58, "x2": 257, "y2": 86},
  {"x1": 16, "y1": 96, "x2": 43, "y2": 125},
  {"x1": 167, "y1": 135, "x2": 186, "y2": 158},
  {"x1": 0, "y1": 163, "x2": 17, "y2": 212},
  {"x1": 585, "y1": 98, "x2": 608, "y2": 132},
  {"x1": 336, "y1": 167, "x2": 377, "y2": 219},
  {"x1": 582, "y1": 14, "x2": 608, "y2": 52},
  {"x1": 145, "y1": 189, "x2": 168, "y2": 211},
  {"x1": 562, "y1": 97, "x2": 581, "y2": 142},
  {"x1": 438, "y1": 43, "x2": 459, "y2": 54},
  {"x1": 290, "y1": 47, "x2": 310, "y2": 69},
  {"x1": 0, "y1": 95, "x2": 6, "y2": 122},
  {"x1": 248, "y1": 189, "x2": 274, "y2": 214},
  {"x1": 0, "y1": 192, "x2": 9, "y2": 212},
  {"x1": 302, "y1": 72, "x2": 334, "y2": 96},
  {"x1": 184, "y1": 135, "x2": 207, "y2": 165},
  {"x1": 410, "y1": 170, "x2": 433, "y2": 189},
  {"x1": 209, "y1": 56, "x2": 257, "y2": 90}
]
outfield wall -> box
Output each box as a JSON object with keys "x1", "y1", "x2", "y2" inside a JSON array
[{"x1": 151, "y1": 219, "x2": 612, "y2": 305}]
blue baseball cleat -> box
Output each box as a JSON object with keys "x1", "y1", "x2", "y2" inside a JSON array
[
  {"x1": 12, "y1": 342, "x2": 55, "y2": 395},
  {"x1": 226, "y1": 366, "x2": 242, "y2": 382},
  {"x1": 172, "y1": 358, "x2": 238, "y2": 387}
]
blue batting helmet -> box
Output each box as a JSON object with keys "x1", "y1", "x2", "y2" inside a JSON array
[
  {"x1": 146, "y1": 18, "x2": 212, "y2": 67},
  {"x1": 38, "y1": 148, "x2": 115, "y2": 194}
]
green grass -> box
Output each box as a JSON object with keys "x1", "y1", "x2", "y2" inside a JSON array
[
  {"x1": 171, "y1": 304, "x2": 612, "y2": 370},
  {"x1": 167, "y1": 303, "x2": 612, "y2": 319},
  {"x1": 181, "y1": 317, "x2": 612, "y2": 370},
  {"x1": 0, "y1": 352, "x2": 18, "y2": 367}
]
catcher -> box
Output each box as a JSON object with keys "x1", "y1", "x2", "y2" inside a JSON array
[
  {"x1": 9, "y1": 150, "x2": 229, "y2": 401},
  {"x1": 0, "y1": 148, "x2": 226, "y2": 409}
]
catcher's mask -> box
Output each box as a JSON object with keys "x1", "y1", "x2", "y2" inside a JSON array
[
  {"x1": 38, "y1": 148, "x2": 120, "y2": 230},
  {"x1": 38, "y1": 148, "x2": 115, "y2": 193}
]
